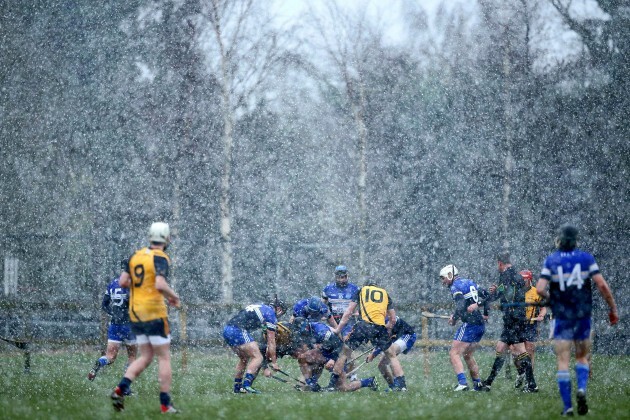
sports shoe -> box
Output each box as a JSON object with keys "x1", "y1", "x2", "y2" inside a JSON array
[
  {"x1": 161, "y1": 404, "x2": 178, "y2": 414},
  {"x1": 88, "y1": 363, "x2": 100, "y2": 381},
  {"x1": 369, "y1": 376, "x2": 379, "y2": 391},
  {"x1": 577, "y1": 389, "x2": 588, "y2": 415},
  {"x1": 454, "y1": 384, "x2": 469, "y2": 391},
  {"x1": 473, "y1": 382, "x2": 491, "y2": 392},
  {"x1": 522, "y1": 384, "x2": 539, "y2": 393},
  {"x1": 111, "y1": 387, "x2": 125, "y2": 412},
  {"x1": 562, "y1": 408, "x2": 575, "y2": 416},
  {"x1": 323, "y1": 386, "x2": 338, "y2": 392},
  {"x1": 514, "y1": 373, "x2": 526, "y2": 389},
  {"x1": 240, "y1": 385, "x2": 261, "y2": 394},
  {"x1": 123, "y1": 388, "x2": 134, "y2": 397},
  {"x1": 349, "y1": 374, "x2": 359, "y2": 382}
]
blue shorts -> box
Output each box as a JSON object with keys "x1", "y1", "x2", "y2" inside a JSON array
[
  {"x1": 223, "y1": 325, "x2": 255, "y2": 347},
  {"x1": 553, "y1": 318, "x2": 591, "y2": 341},
  {"x1": 453, "y1": 323, "x2": 485, "y2": 343},
  {"x1": 398, "y1": 333, "x2": 417, "y2": 354},
  {"x1": 107, "y1": 324, "x2": 136, "y2": 344}
]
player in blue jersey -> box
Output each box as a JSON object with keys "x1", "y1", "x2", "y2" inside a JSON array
[
  {"x1": 484, "y1": 252, "x2": 539, "y2": 393},
  {"x1": 293, "y1": 317, "x2": 377, "y2": 392},
  {"x1": 440, "y1": 264, "x2": 489, "y2": 391},
  {"x1": 366, "y1": 315, "x2": 416, "y2": 391},
  {"x1": 322, "y1": 265, "x2": 360, "y2": 338},
  {"x1": 88, "y1": 274, "x2": 137, "y2": 386},
  {"x1": 290, "y1": 296, "x2": 338, "y2": 328},
  {"x1": 223, "y1": 297, "x2": 288, "y2": 394},
  {"x1": 536, "y1": 224, "x2": 618, "y2": 416}
]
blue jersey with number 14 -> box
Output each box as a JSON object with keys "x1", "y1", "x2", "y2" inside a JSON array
[{"x1": 540, "y1": 249, "x2": 598, "y2": 320}]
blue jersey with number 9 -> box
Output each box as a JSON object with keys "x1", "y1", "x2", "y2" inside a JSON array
[{"x1": 540, "y1": 249, "x2": 598, "y2": 320}]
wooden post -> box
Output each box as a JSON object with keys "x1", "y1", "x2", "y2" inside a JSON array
[{"x1": 422, "y1": 316, "x2": 429, "y2": 377}]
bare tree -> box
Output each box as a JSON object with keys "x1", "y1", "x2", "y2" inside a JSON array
[
  {"x1": 200, "y1": 0, "x2": 291, "y2": 302},
  {"x1": 302, "y1": 1, "x2": 386, "y2": 278}
]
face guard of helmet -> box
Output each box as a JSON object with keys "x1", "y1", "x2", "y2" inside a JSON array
[
  {"x1": 292, "y1": 317, "x2": 311, "y2": 336},
  {"x1": 555, "y1": 224, "x2": 579, "y2": 251},
  {"x1": 334, "y1": 265, "x2": 349, "y2": 287},
  {"x1": 149, "y1": 222, "x2": 170, "y2": 246},
  {"x1": 519, "y1": 270, "x2": 533, "y2": 281},
  {"x1": 270, "y1": 296, "x2": 288, "y2": 316},
  {"x1": 306, "y1": 296, "x2": 322, "y2": 317},
  {"x1": 439, "y1": 264, "x2": 458, "y2": 286}
]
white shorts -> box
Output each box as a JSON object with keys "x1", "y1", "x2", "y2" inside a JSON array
[{"x1": 135, "y1": 334, "x2": 171, "y2": 346}]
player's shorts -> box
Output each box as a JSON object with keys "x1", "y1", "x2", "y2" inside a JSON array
[
  {"x1": 523, "y1": 323, "x2": 539, "y2": 342},
  {"x1": 553, "y1": 318, "x2": 591, "y2": 341},
  {"x1": 223, "y1": 325, "x2": 255, "y2": 347},
  {"x1": 320, "y1": 334, "x2": 343, "y2": 360},
  {"x1": 499, "y1": 319, "x2": 527, "y2": 345},
  {"x1": 454, "y1": 322, "x2": 485, "y2": 343},
  {"x1": 131, "y1": 318, "x2": 171, "y2": 346},
  {"x1": 107, "y1": 323, "x2": 136, "y2": 345},
  {"x1": 393, "y1": 333, "x2": 417, "y2": 354},
  {"x1": 346, "y1": 320, "x2": 390, "y2": 350}
]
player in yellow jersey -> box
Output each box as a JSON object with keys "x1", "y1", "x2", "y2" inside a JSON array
[
  {"x1": 327, "y1": 279, "x2": 404, "y2": 391},
  {"x1": 110, "y1": 222, "x2": 181, "y2": 414}
]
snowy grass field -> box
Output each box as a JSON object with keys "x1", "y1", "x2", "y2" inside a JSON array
[{"x1": 1, "y1": 348, "x2": 628, "y2": 419}]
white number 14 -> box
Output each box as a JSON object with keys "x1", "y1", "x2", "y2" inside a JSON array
[{"x1": 557, "y1": 264, "x2": 584, "y2": 291}]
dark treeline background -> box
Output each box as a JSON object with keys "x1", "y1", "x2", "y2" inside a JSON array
[{"x1": 0, "y1": 0, "x2": 627, "y2": 352}]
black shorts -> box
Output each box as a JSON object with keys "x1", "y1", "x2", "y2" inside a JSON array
[
  {"x1": 499, "y1": 318, "x2": 527, "y2": 345},
  {"x1": 523, "y1": 323, "x2": 539, "y2": 342},
  {"x1": 130, "y1": 318, "x2": 170, "y2": 338},
  {"x1": 346, "y1": 320, "x2": 390, "y2": 351}
]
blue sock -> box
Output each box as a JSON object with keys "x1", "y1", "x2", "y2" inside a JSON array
[
  {"x1": 457, "y1": 373, "x2": 467, "y2": 386},
  {"x1": 243, "y1": 373, "x2": 255, "y2": 388},
  {"x1": 575, "y1": 363, "x2": 589, "y2": 392},
  {"x1": 118, "y1": 377, "x2": 132, "y2": 395},
  {"x1": 234, "y1": 378, "x2": 242, "y2": 392},
  {"x1": 557, "y1": 370, "x2": 572, "y2": 411},
  {"x1": 159, "y1": 392, "x2": 170, "y2": 407},
  {"x1": 473, "y1": 378, "x2": 481, "y2": 387},
  {"x1": 360, "y1": 377, "x2": 374, "y2": 388},
  {"x1": 98, "y1": 356, "x2": 109, "y2": 367}
]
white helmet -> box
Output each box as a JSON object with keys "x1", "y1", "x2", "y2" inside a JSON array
[
  {"x1": 439, "y1": 264, "x2": 459, "y2": 280},
  {"x1": 149, "y1": 222, "x2": 170, "y2": 244}
]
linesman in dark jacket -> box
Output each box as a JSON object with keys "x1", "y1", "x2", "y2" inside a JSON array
[{"x1": 484, "y1": 252, "x2": 538, "y2": 392}]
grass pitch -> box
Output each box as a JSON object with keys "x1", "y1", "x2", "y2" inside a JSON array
[{"x1": 0, "y1": 347, "x2": 628, "y2": 419}]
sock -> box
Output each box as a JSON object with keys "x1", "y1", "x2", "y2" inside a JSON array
[
  {"x1": 234, "y1": 377, "x2": 242, "y2": 392},
  {"x1": 473, "y1": 377, "x2": 482, "y2": 387},
  {"x1": 243, "y1": 373, "x2": 255, "y2": 388},
  {"x1": 360, "y1": 377, "x2": 374, "y2": 388},
  {"x1": 328, "y1": 373, "x2": 340, "y2": 388},
  {"x1": 457, "y1": 372, "x2": 467, "y2": 386},
  {"x1": 557, "y1": 370, "x2": 572, "y2": 411},
  {"x1": 486, "y1": 353, "x2": 506, "y2": 385},
  {"x1": 517, "y1": 353, "x2": 536, "y2": 387},
  {"x1": 575, "y1": 363, "x2": 589, "y2": 392},
  {"x1": 98, "y1": 356, "x2": 109, "y2": 367},
  {"x1": 159, "y1": 392, "x2": 171, "y2": 407},
  {"x1": 393, "y1": 376, "x2": 406, "y2": 388},
  {"x1": 118, "y1": 377, "x2": 132, "y2": 395}
]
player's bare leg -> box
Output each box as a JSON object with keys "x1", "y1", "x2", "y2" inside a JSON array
[
  {"x1": 555, "y1": 340, "x2": 575, "y2": 415},
  {"x1": 449, "y1": 340, "x2": 472, "y2": 390},
  {"x1": 89, "y1": 341, "x2": 121, "y2": 381},
  {"x1": 234, "y1": 342, "x2": 263, "y2": 393}
]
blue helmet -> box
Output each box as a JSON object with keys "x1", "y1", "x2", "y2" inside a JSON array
[{"x1": 306, "y1": 296, "x2": 322, "y2": 316}]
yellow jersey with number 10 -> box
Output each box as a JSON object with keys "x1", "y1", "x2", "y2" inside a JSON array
[
  {"x1": 358, "y1": 285, "x2": 391, "y2": 326},
  {"x1": 127, "y1": 247, "x2": 171, "y2": 322}
]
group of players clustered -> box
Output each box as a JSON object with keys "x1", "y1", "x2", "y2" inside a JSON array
[{"x1": 89, "y1": 222, "x2": 619, "y2": 417}]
